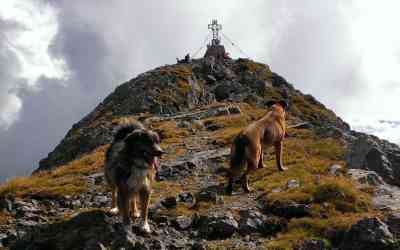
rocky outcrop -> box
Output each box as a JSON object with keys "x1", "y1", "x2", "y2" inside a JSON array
[
  {"x1": 346, "y1": 131, "x2": 400, "y2": 186},
  {"x1": 340, "y1": 217, "x2": 398, "y2": 250}
]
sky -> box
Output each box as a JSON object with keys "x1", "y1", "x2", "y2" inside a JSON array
[{"x1": 0, "y1": 0, "x2": 400, "y2": 182}]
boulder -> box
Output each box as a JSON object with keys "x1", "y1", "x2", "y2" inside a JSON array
[
  {"x1": 263, "y1": 200, "x2": 311, "y2": 219},
  {"x1": 364, "y1": 148, "x2": 395, "y2": 183},
  {"x1": 346, "y1": 132, "x2": 400, "y2": 186},
  {"x1": 238, "y1": 209, "x2": 287, "y2": 236},
  {"x1": 198, "y1": 212, "x2": 238, "y2": 240},
  {"x1": 340, "y1": 217, "x2": 397, "y2": 250}
]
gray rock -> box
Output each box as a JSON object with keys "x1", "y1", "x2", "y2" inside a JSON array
[
  {"x1": 178, "y1": 192, "x2": 195, "y2": 204},
  {"x1": 348, "y1": 169, "x2": 400, "y2": 211},
  {"x1": 173, "y1": 216, "x2": 193, "y2": 230},
  {"x1": 198, "y1": 212, "x2": 238, "y2": 240},
  {"x1": 263, "y1": 200, "x2": 311, "y2": 219},
  {"x1": 0, "y1": 233, "x2": 7, "y2": 248},
  {"x1": 0, "y1": 197, "x2": 13, "y2": 213},
  {"x1": 373, "y1": 184, "x2": 400, "y2": 211},
  {"x1": 238, "y1": 210, "x2": 266, "y2": 235},
  {"x1": 251, "y1": 80, "x2": 272, "y2": 93},
  {"x1": 328, "y1": 164, "x2": 343, "y2": 176},
  {"x1": 228, "y1": 105, "x2": 241, "y2": 114},
  {"x1": 161, "y1": 196, "x2": 177, "y2": 209},
  {"x1": 205, "y1": 75, "x2": 216, "y2": 84},
  {"x1": 197, "y1": 190, "x2": 218, "y2": 203},
  {"x1": 295, "y1": 239, "x2": 328, "y2": 250},
  {"x1": 346, "y1": 132, "x2": 400, "y2": 186},
  {"x1": 365, "y1": 148, "x2": 395, "y2": 183},
  {"x1": 87, "y1": 172, "x2": 104, "y2": 185},
  {"x1": 191, "y1": 242, "x2": 206, "y2": 250},
  {"x1": 348, "y1": 169, "x2": 385, "y2": 186},
  {"x1": 340, "y1": 217, "x2": 397, "y2": 250},
  {"x1": 287, "y1": 179, "x2": 300, "y2": 189},
  {"x1": 385, "y1": 212, "x2": 400, "y2": 238}
]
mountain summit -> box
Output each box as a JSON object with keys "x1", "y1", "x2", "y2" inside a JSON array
[{"x1": 1, "y1": 37, "x2": 400, "y2": 249}]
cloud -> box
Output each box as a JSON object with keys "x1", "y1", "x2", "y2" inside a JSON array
[{"x1": 0, "y1": 0, "x2": 67, "y2": 129}]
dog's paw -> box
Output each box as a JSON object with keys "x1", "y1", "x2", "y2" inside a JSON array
[
  {"x1": 278, "y1": 166, "x2": 288, "y2": 171},
  {"x1": 133, "y1": 210, "x2": 140, "y2": 218},
  {"x1": 139, "y1": 221, "x2": 151, "y2": 234},
  {"x1": 109, "y1": 207, "x2": 119, "y2": 215}
]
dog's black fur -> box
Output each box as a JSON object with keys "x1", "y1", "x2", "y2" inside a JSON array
[{"x1": 104, "y1": 121, "x2": 163, "y2": 233}]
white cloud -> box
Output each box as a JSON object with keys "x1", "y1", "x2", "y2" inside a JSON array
[{"x1": 0, "y1": 0, "x2": 68, "y2": 129}]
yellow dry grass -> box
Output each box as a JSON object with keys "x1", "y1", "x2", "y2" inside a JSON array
[{"x1": 0, "y1": 146, "x2": 107, "y2": 199}]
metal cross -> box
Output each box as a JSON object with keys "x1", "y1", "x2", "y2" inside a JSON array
[{"x1": 208, "y1": 19, "x2": 222, "y2": 45}]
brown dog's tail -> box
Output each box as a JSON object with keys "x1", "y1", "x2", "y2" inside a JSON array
[{"x1": 230, "y1": 134, "x2": 248, "y2": 171}]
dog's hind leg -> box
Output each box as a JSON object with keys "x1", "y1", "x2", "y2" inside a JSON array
[
  {"x1": 258, "y1": 147, "x2": 264, "y2": 169},
  {"x1": 109, "y1": 188, "x2": 119, "y2": 214},
  {"x1": 139, "y1": 189, "x2": 151, "y2": 233},
  {"x1": 242, "y1": 158, "x2": 258, "y2": 193},
  {"x1": 225, "y1": 175, "x2": 235, "y2": 195},
  {"x1": 241, "y1": 173, "x2": 253, "y2": 193},
  {"x1": 274, "y1": 141, "x2": 287, "y2": 171},
  {"x1": 131, "y1": 194, "x2": 140, "y2": 219}
]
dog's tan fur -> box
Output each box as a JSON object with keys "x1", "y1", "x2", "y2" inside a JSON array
[
  {"x1": 104, "y1": 122, "x2": 163, "y2": 233},
  {"x1": 226, "y1": 100, "x2": 287, "y2": 194}
]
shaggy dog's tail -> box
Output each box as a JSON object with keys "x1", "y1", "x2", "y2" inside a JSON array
[
  {"x1": 230, "y1": 134, "x2": 248, "y2": 170},
  {"x1": 113, "y1": 121, "x2": 145, "y2": 142},
  {"x1": 106, "y1": 120, "x2": 145, "y2": 161}
]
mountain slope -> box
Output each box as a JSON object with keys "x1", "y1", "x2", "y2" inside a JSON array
[
  {"x1": 0, "y1": 58, "x2": 399, "y2": 250},
  {"x1": 37, "y1": 58, "x2": 348, "y2": 172}
]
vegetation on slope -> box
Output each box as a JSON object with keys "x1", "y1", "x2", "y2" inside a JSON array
[{"x1": 0, "y1": 102, "x2": 377, "y2": 249}]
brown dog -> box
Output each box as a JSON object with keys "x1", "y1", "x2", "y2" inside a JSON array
[
  {"x1": 104, "y1": 121, "x2": 164, "y2": 233},
  {"x1": 226, "y1": 100, "x2": 288, "y2": 195}
]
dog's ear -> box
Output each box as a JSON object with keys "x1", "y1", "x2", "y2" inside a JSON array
[
  {"x1": 277, "y1": 100, "x2": 289, "y2": 110},
  {"x1": 266, "y1": 100, "x2": 277, "y2": 108}
]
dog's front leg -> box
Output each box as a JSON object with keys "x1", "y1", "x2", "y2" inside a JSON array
[
  {"x1": 117, "y1": 188, "x2": 131, "y2": 227},
  {"x1": 131, "y1": 193, "x2": 140, "y2": 219},
  {"x1": 240, "y1": 173, "x2": 252, "y2": 193},
  {"x1": 274, "y1": 141, "x2": 287, "y2": 171},
  {"x1": 139, "y1": 189, "x2": 151, "y2": 233}
]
